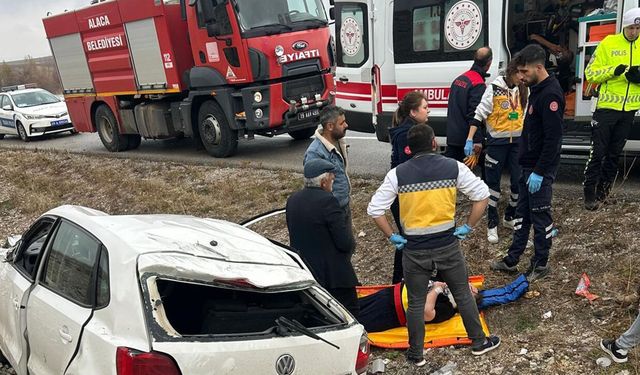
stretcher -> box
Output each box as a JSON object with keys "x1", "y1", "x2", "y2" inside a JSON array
[{"x1": 356, "y1": 275, "x2": 490, "y2": 349}]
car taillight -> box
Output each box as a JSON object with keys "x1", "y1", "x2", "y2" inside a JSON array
[
  {"x1": 116, "y1": 347, "x2": 182, "y2": 375},
  {"x1": 355, "y1": 333, "x2": 370, "y2": 374}
]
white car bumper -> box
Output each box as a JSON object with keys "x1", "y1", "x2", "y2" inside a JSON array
[{"x1": 25, "y1": 116, "x2": 74, "y2": 136}]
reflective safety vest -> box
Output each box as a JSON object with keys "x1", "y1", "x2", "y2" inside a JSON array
[
  {"x1": 586, "y1": 32, "x2": 640, "y2": 111},
  {"x1": 396, "y1": 154, "x2": 458, "y2": 238},
  {"x1": 485, "y1": 83, "x2": 525, "y2": 144}
]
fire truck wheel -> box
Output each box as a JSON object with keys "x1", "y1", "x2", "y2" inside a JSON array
[
  {"x1": 288, "y1": 127, "x2": 315, "y2": 140},
  {"x1": 198, "y1": 101, "x2": 238, "y2": 158},
  {"x1": 17, "y1": 123, "x2": 29, "y2": 142},
  {"x1": 126, "y1": 134, "x2": 142, "y2": 150},
  {"x1": 95, "y1": 105, "x2": 128, "y2": 152}
]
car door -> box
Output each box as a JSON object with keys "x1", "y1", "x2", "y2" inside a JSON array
[
  {"x1": 393, "y1": 0, "x2": 492, "y2": 139},
  {"x1": 0, "y1": 218, "x2": 55, "y2": 374},
  {"x1": 26, "y1": 220, "x2": 102, "y2": 375},
  {"x1": 334, "y1": 0, "x2": 376, "y2": 132},
  {"x1": 0, "y1": 95, "x2": 16, "y2": 135}
]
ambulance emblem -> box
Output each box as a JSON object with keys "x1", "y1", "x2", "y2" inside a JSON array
[
  {"x1": 445, "y1": 0, "x2": 483, "y2": 50},
  {"x1": 340, "y1": 17, "x2": 362, "y2": 57}
]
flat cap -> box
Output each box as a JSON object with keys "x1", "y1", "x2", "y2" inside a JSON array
[{"x1": 304, "y1": 159, "x2": 337, "y2": 178}]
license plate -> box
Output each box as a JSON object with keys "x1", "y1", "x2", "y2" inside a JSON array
[
  {"x1": 51, "y1": 119, "x2": 69, "y2": 126},
  {"x1": 297, "y1": 108, "x2": 319, "y2": 120}
]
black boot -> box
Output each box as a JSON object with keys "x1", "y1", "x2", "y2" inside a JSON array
[
  {"x1": 584, "y1": 187, "x2": 599, "y2": 211},
  {"x1": 597, "y1": 181, "x2": 617, "y2": 205}
]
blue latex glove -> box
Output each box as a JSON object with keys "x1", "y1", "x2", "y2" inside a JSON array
[
  {"x1": 389, "y1": 233, "x2": 407, "y2": 250},
  {"x1": 527, "y1": 172, "x2": 543, "y2": 194},
  {"x1": 453, "y1": 224, "x2": 472, "y2": 240},
  {"x1": 464, "y1": 139, "x2": 474, "y2": 156}
]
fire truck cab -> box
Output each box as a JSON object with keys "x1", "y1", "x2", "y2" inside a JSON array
[
  {"x1": 335, "y1": 0, "x2": 640, "y2": 158},
  {"x1": 44, "y1": 0, "x2": 334, "y2": 157}
]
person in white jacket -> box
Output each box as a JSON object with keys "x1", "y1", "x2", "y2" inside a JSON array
[{"x1": 465, "y1": 61, "x2": 529, "y2": 244}]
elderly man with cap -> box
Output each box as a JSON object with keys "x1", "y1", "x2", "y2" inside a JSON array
[
  {"x1": 286, "y1": 158, "x2": 359, "y2": 315},
  {"x1": 583, "y1": 7, "x2": 640, "y2": 210}
]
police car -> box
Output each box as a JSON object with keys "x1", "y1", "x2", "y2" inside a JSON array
[{"x1": 0, "y1": 84, "x2": 75, "y2": 141}]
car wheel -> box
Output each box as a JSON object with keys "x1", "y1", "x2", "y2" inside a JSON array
[
  {"x1": 95, "y1": 105, "x2": 128, "y2": 152},
  {"x1": 126, "y1": 134, "x2": 142, "y2": 150},
  {"x1": 70, "y1": 129, "x2": 78, "y2": 135},
  {"x1": 17, "y1": 123, "x2": 29, "y2": 142},
  {"x1": 0, "y1": 133, "x2": 5, "y2": 140},
  {"x1": 197, "y1": 100, "x2": 238, "y2": 158},
  {"x1": 288, "y1": 127, "x2": 316, "y2": 140}
]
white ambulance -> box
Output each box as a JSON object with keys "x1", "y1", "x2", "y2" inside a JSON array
[{"x1": 333, "y1": 0, "x2": 640, "y2": 156}]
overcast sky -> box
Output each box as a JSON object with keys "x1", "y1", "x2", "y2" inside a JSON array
[{"x1": 0, "y1": 0, "x2": 88, "y2": 62}]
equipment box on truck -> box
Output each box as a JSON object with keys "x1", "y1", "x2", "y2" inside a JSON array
[
  {"x1": 334, "y1": 0, "x2": 640, "y2": 159},
  {"x1": 44, "y1": 0, "x2": 334, "y2": 157}
]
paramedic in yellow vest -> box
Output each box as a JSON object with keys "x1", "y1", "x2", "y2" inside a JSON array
[
  {"x1": 583, "y1": 8, "x2": 640, "y2": 210},
  {"x1": 367, "y1": 124, "x2": 500, "y2": 367},
  {"x1": 465, "y1": 61, "x2": 528, "y2": 244}
]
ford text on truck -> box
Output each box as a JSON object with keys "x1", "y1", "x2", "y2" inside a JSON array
[
  {"x1": 43, "y1": 0, "x2": 334, "y2": 157},
  {"x1": 334, "y1": 0, "x2": 640, "y2": 158}
]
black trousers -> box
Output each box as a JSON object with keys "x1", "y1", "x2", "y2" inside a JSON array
[
  {"x1": 390, "y1": 198, "x2": 404, "y2": 284},
  {"x1": 583, "y1": 109, "x2": 634, "y2": 194},
  {"x1": 444, "y1": 145, "x2": 466, "y2": 162},
  {"x1": 504, "y1": 168, "x2": 555, "y2": 268},
  {"x1": 485, "y1": 143, "x2": 521, "y2": 228},
  {"x1": 445, "y1": 145, "x2": 486, "y2": 180}
]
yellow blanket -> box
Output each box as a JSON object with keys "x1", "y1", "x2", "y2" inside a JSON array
[{"x1": 356, "y1": 275, "x2": 490, "y2": 349}]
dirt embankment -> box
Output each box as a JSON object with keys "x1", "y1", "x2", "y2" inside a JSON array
[{"x1": 1, "y1": 149, "x2": 640, "y2": 375}]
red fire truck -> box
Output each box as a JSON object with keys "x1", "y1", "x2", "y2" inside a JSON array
[{"x1": 43, "y1": 0, "x2": 334, "y2": 157}]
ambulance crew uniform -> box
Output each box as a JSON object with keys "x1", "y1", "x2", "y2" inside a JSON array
[
  {"x1": 368, "y1": 152, "x2": 489, "y2": 359},
  {"x1": 470, "y1": 76, "x2": 526, "y2": 231},
  {"x1": 500, "y1": 76, "x2": 564, "y2": 272},
  {"x1": 583, "y1": 10, "x2": 640, "y2": 207},
  {"x1": 445, "y1": 63, "x2": 489, "y2": 162}
]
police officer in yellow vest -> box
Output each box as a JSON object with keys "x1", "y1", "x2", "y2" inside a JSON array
[
  {"x1": 466, "y1": 60, "x2": 528, "y2": 244},
  {"x1": 583, "y1": 8, "x2": 640, "y2": 210},
  {"x1": 368, "y1": 124, "x2": 500, "y2": 367}
]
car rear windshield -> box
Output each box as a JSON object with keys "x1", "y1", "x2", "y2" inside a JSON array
[
  {"x1": 147, "y1": 278, "x2": 344, "y2": 340},
  {"x1": 12, "y1": 90, "x2": 60, "y2": 108}
]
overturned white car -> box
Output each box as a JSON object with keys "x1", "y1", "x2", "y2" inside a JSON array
[{"x1": 0, "y1": 205, "x2": 369, "y2": 375}]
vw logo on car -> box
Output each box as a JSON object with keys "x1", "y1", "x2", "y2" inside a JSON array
[
  {"x1": 276, "y1": 354, "x2": 296, "y2": 375},
  {"x1": 292, "y1": 41, "x2": 308, "y2": 50}
]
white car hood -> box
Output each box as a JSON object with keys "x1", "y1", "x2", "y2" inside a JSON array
[{"x1": 19, "y1": 101, "x2": 67, "y2": 116}]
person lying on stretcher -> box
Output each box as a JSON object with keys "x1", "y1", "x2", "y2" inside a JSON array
[{"x1": 357, "y1": 275, "x2": 528, "y2": 333}]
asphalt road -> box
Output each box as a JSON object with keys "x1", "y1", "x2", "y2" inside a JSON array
[
  {"x1": 1, "y1": 131, "x2": 639, "y2": 186},
  {"x1": 0, "y1": 131, "x2": 390, "y2": 177}
]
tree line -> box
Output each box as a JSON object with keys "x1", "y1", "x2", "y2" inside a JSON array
[{"x1": 0, "y1": 56, "x2": 62, "y2": 94}]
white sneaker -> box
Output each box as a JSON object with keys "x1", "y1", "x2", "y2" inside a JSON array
[
  {"x1": 487, "y1": 227, "x2": 499, "y2": 244},
  {"x1": 503, "y1": 218, "x2": 516, "y2": 230}
]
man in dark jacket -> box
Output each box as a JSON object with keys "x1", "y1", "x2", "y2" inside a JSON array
[
  {"x1": 490, "y1": 44, "x2": 564, "y2": 282},
  {"x1": 286, "y1": 158, "x2": 359, "y2": 315},
  {"x1": 445, "y1": 47, "x2": 493, "y2": 162}
]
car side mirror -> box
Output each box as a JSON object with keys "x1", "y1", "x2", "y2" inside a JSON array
[{"x1": 2, "y1": 105, "x2": 11, "y2": 111}]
